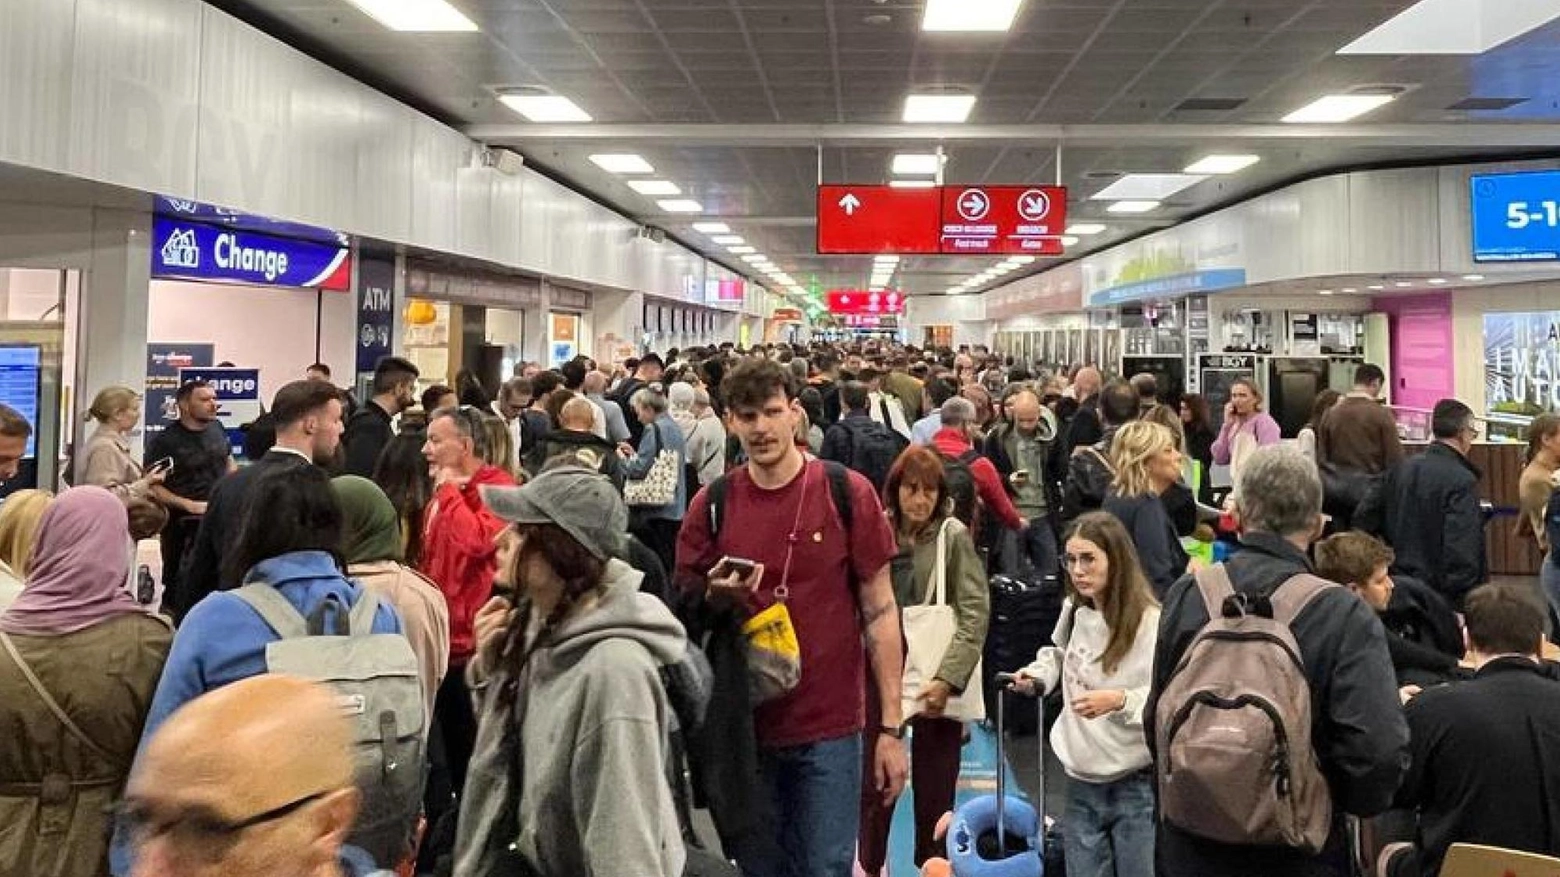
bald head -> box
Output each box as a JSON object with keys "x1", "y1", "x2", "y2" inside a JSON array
[
  {"x1": 560, "y1": 396, "x2": 596, "y2": 431},
  {"x1": 583, "y1": 371, "x2": 608, "y2": 395},
  {"x1": 126, "y1": 676, "x2": 359, "y2": 877},
  {"x1": 1074, "y1": 367, "x2": 1102, "y2": 399}
]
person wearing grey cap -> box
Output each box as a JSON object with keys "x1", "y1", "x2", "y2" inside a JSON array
[{"x1": 456, "y1": 467, "x2": 691, "y2": 877}]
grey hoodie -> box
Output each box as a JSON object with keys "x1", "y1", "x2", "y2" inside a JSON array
[{"x1": 455, "y1": 559, "x2": 689, "y2": 877}]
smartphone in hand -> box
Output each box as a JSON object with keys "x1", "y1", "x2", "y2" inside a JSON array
[{"x1": 708, "y1": 556, "x2": 761, "y2": 594}]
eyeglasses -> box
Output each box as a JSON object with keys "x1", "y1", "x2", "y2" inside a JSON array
[{"x1": 114, "y1": 790, "x2": 329, "y2": 861}]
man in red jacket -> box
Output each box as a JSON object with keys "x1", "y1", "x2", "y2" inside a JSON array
[
  {"x1": 931, "y1": 396, "x2": 1027, "y2": 537},
  {"x1": 419, "y1": 404, "x2": 516, "y2": 795}
]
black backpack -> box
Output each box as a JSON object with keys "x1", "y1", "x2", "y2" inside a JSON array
[
  {"x1": 707, "y1": 460, "x2": 854, "y2": 540},
  {"x1": 839, "y1": 419, "x2": 907, "y2": 494},
  {"x1": 940, "y1": 448, "x2": 984, "y2": 530}
]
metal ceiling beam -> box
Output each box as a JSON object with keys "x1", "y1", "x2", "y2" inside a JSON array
[{"x1": 464, "y1": 122, "x2": 1560, "y2": 148}]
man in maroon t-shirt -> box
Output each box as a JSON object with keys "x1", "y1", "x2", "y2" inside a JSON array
[{"x1": 677, "y1": 358, "x2": 906, "y2": 877}]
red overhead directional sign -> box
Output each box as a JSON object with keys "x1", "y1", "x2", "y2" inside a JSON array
[
  {"x1": 817, "y1": 185, "x2": 941, "y2": 254},
  {"x1": 940, "y1": 185, "x2": 1068, "y2": 255},
  {"x1": 827, "y1": 290, "x2": 905, "y2": 315}
]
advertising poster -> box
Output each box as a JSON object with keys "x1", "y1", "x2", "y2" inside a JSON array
[
  {"x1": 1484, "y1": 312, "x2": 1560, "y2": 417},
  {"x1": 177, "y1": 367, "x2": 263, "y2": 458},
  {"x1": 356, "y1": 254, "x2": 395, "y2": 375},
  {"x1": 144, "y1": 344, "x2": 215, "y2": 443}
]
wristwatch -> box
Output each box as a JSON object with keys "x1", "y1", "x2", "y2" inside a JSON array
[{"x1": 878, "y1": 723, "x2": 906, "y2": 740}]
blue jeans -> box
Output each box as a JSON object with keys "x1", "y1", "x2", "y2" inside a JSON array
[
  {"x1": 736, "y1": 733, "x2": 864, "y2": 877},
  {"x1": 1063, "y1": 771, "x2": 1156, "y2": 877},
  {"x1": 1021, "y1": 515, "x2": 1060, "y2": 578},
  {"x1": 1542, "y1": 552, "x2": 1560, "y2": 627}
]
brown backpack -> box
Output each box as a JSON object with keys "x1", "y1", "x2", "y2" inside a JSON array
[{"x1": 1154, "y1": 564, "x2": 1336, "y2": 853}]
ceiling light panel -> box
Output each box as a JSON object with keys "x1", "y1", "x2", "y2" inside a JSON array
[
  {"x1": 1339, "y1": 0, "x2": 1560, "y2": 55},
  {"x1": 889, "y1": 180, "x2": 936, "y2": 189},
  {"x1": 342, "y1": 0, "x2": 478, "y2": 31},
  {"x1": 627, "y1": 180, "x2": 680, "y2": 196},
  {"x1": 1106, "y1": 200, "x2": 1161, "y2": 214},
  {"x1": 892, "y1": 154, "x2": 945, "y2": 175},
  {"x1": 589, "y1": 154, "x2": 653, "y2": 174},
  {"x1": 922, "y1": 0, "x2": 1024, "y2": 31},
  {"x1": 1282, "y1": 94, "x2": 1394, "y2": 123},
  {"x1": 727, "y1": 246, "x2": 755, "y2": 254},
  {"x1": 711, "y1": 235, "x2": 744, "y2": 245},
  {"x1": 903, "y1": 94, "x2": 977, "y2": 123},
  {"x1": 657, "y1": 200, "x2": 703, "y2": 213},
  {"x1": 692, "y1": 223, "x2": 729, "y2": 234},
  {"x1": 499, "y1": 94, "x2": 592, "y2": 122},
  {"x1": 1184, "y1": 155, "x2": 1261, "y2": 175},
  {"x1": 1066, "y1": 223, "x2": 1107, "y2": 235},
  {"x1": 741, "y1": 254, "x2": 767, "y2": 263},
  {"x1": 1091, "y1": 174, "x2": 1208, "y2": 201}
]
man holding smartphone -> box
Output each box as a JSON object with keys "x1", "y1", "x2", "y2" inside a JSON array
[
  {"x1": 677, "y1": 359, "x2": 906, "y2": 877},
  {"x1": 144, "y1": 380, "x2": 233, "y2": 620}
]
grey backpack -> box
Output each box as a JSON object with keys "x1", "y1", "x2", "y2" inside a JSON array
[
  {"x1": 234, "y1": 584, "x2": 426, "y2": 869},
  {"x1": 1154, "y1": 565, "x2": 1335, "y2": 853}
]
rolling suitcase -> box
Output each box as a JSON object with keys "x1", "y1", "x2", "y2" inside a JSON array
[
  {"x1": 983, "y1": 573, "x2": 1064, "y2": 736},
  {"x1": 946, "y1": 674, "x2": 1063, "y2": 877}
]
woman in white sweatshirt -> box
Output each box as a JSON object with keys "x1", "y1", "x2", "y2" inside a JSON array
[{"x1": 1011, "y1": 510, "x2": 1161, "y2": 877}]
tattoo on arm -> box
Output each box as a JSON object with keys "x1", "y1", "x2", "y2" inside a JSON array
[{"x1": 863, "y1": 599, "x2": 896, "y2": 626}]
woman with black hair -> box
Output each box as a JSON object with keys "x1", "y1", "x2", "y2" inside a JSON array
[
  {"x1": 457, "y1": 468, "x2": 690, "y2": 877},
  {"x1": 456, "y1": 369, "x2": 492, "y2": 410},
  {"x1": 373, "y1": 431, "x2": 434, "y2": 567}
]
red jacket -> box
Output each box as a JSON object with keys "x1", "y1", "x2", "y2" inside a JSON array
[
  {"x1": 932, "y1": 427, "x2": 1024, "y2": 531},
  {"x1": 418, "y1": 464, "x2": 516, "y2": 665}
]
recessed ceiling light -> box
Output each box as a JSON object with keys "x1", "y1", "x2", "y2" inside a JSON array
[
  {"x1": 1011, "y1": 256, "x2": 1035, "y2": 265},
  {"x1": 1319, "y1": 289, "x2": 1334, "y2": 295},
  {"x1": 727, "y1": 245, "x2": 755, "y2": 254},
  {"x1": 892, "y1": 153, "x2": 945, "y2": 175},
  {"x1": 741, "y1": 254, "x2": 767, "y2": 263},
  {"x1": 1339, "y1": 0, "x2": 1560, "y2": 56},
  {"x1": 499, "y1": 94, "x2": 592, "y2": 122},
  {"x1": 1091, "y1": 174, "x2": 1208, "y2": 201},
  {"x1": 342, "y1": 0, "x2": 478, "y2": 31},
  {"x1": 1428, "y1": 277, "x2": 1448, "y2": 284},
  {"x1": 1368, "y1": 284, "x2": 1386, "y2": 290},
  {"x1": 1395, "y1": 281, "x2": 1414, "y2": 287},
  {"x1": 1183, "y1": 154, "x2": 1261, "y2": 175},
  {"x1": 1463, "y1": 273, "x2": 1485, "y2": 281},
  {"x1": 1106, "y1": 200, "x2": 1161, "y2": 214},
  {"x1": 874, "y1": 254, "x2": 901, "y2": 262},
  {"x1": 903, "y1": 93, "x2": 977, "y2": 123},
  {"x1": 922, "y1": 0, "x2": 1024, "y2": 32},
  {"x1": 868, "y1": 285, "x2": 885, "y2": 292},
  {"x1": 711, "y1": 235, "x2": 744, "y2": 245},
  {"x1": 657, "y1": 199, "x2": 703, "y2": 213},
  {"x1": 889, "y1": 179, "x2": 936, "y2": 189},
  {"x1": 589, "y1": 154, "x2": 653, "y2": 174},
  {"x1": 1061, "y1": 235, "x2": 1080, "y2": 246},
  {"x1": 627, "y1": 180, "x2": 680, "y2": 196},
  {"x1": 1066, "y1": 223, "x2": 1107, "y2": 236},
  {"x1": 692, "y1": 222, "x2": 729, "y2": 234},
  {"x1": 1342, "y1": 287, "x2": 1359, "y2": 293},
  {"x1": 1282, "y1": 94, "x2": 1394, "y2": 123}
]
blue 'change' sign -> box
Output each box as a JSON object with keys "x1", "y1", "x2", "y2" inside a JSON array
[
  {"x1": 152, "y1": 217, "x2": 352, "y2": 290},
  {"x1": 1471, "y1": 170, "x2": 1560, "y2": 263}
]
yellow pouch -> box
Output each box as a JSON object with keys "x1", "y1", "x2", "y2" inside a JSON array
[{"x1": 741, "y1": 601, "x2": 802, "y2": 705}]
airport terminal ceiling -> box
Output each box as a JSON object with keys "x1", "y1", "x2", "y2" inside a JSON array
[{"x1": 211, "y1": 0, "x2": 1560, "y2": 296}]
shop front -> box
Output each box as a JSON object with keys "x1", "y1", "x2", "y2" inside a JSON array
[
  {"x1": 145, "y1": 200, "x2": 355, "y2": 451},
  {"x1": 404, "y1": 260, "x2": 543, "y2": 399}
]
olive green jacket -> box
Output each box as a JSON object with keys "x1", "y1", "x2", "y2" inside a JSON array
[{"x1": 892, "y1": 516, "x2": 990, "y2": 691}]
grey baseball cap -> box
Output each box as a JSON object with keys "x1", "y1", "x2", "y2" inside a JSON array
[{"x1": 479, "y1": 467, "x2": 627, "y2": 560}]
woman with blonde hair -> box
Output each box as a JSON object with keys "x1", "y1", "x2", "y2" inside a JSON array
[
  {"x1": 1011, "y1": 511, "x2": 1160, "y2": 877},
  {"x1": 1103, "y1": 420, "x2": 1189, "y2": 596},
  {"x1": 0, "y1": 490, "x2": 53, "y2": 610},
  {"x1": 78, "y1": 386, "x2": 164, "y2": 498}
]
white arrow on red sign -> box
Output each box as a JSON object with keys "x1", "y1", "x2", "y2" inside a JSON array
[
  {"x1": 1018, "y1": 188, "x2": 1051, "y2": 221},
  {"x1": 838, "y1": 193, "x2": 862, "y2": 216}
]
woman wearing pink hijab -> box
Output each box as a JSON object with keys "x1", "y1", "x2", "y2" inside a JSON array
[{"x1": 0, "y1": 486, "x2": 172, "y2": 877}]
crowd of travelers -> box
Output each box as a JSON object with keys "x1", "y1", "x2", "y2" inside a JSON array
[{"x1": 1, "y1": 339, "x2": 1559, "y2": 877}]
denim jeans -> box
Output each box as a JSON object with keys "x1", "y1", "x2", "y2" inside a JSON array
[
  {"x1": 1063, "y1": 771, "x2": 1156, "y2": 877},
  {"x1": 1542, "y1": 552, "x2": 1560, "y2": 627},
  {"x1": 1021, "y1": 515, "x2": 1060, "y2": 578},
  {"x1": 735, "y1": 733, "x2": 864, "y2": 877}
]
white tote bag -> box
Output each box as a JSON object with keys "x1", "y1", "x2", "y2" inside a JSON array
[{"x1": 901, "y1": 518, "x2": 986, "y2": 723}]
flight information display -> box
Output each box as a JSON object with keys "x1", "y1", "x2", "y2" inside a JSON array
[
  {"x1": 0, "y1": 346, "x2": 41, "y2": 457},
  {"x1": 1471, "y1": 169, "x2": 1560, "y2": 262}
]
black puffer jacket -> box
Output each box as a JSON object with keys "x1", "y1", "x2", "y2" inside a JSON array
[
  {"x1": 1356, "y1": 442, "x2": 1486, "y2": 608},
  {"x1": 531, "y1": 429, "x2": 625, "y2": 489},
  {"x1": 1060, "y1": 425, "x2": 1119, "y2": 523},
  {"x1": 1147, "y1": 531, "x2": 1410, "y2": 877}
]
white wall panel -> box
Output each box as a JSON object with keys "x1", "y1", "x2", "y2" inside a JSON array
[
  {"x1": 455, "y1": 167, "x2": 496, "y2": 261},
  {"x1": 0, "y1": 0, "x2": 76, "y2": 174},
  {"x1": 1346, "y1": 168, "x2": 1440, "y2": 274},
  {"x1": 66, "y1": 0, "x2": 201, "y2": 194},
  {"x1": 486, "y1": 170, "x2": 525, "y2": 267},
  {"x1": 410, "y1": 121, "x2": 466, "y2": 254},
  {"x1": 352, "y1": 96, "x2": 415, "y2": 241}
]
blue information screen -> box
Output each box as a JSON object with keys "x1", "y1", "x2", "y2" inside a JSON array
[
  {"x1": 0, "y1": 347, "x2": 40, "y2": 458},
  {"x1": 1471, "y1": 170, "x2": 1560, "y2": 262}
]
